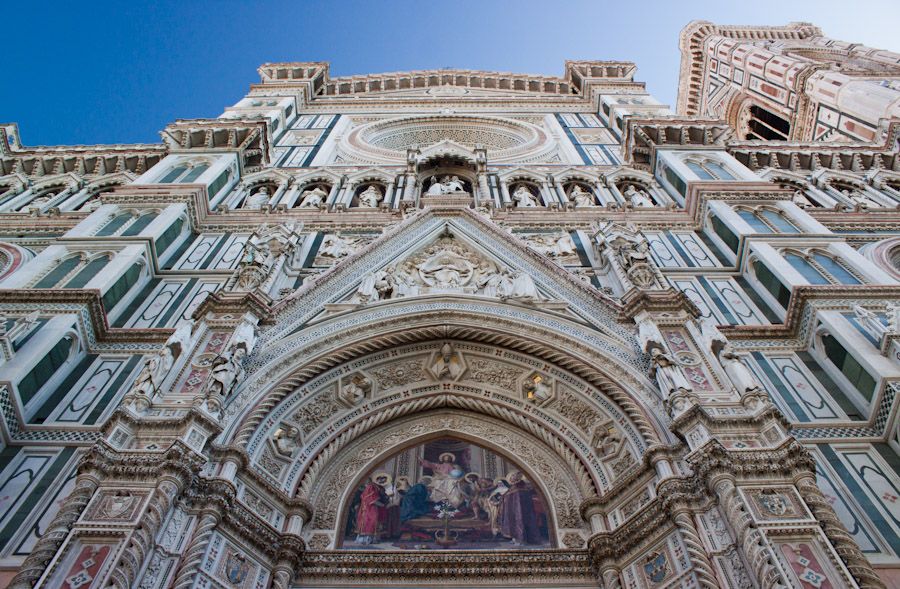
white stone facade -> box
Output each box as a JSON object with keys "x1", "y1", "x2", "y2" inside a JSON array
[{"x1": 0, "y1": 22, "x2": 897, "y2": 589}]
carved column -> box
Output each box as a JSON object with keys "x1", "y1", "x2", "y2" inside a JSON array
[
  {"x1": 7, "y1": 474, "x2": 100, "y2": 589},
  {"x1": 106, "y1": 478, "x2": 180, "y2": 589},
  {"x1": 796, "y1": 474, "x2": 886, "y2": 589},
  {"x1": 170, "y1": 511, "x2": 221, "y2": 589},
  {"x1": 712, "y1": 477, "x2": 787, "y2": 589},
  {"x1": 672, "y1": 510, "x2": 720, "y2": 588}
]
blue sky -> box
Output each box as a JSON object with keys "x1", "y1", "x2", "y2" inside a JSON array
[{"x1": 4, "y1": 0, "x2": 900, "y2": 147}]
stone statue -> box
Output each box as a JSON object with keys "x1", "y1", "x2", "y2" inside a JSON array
[
  {"x1": 636, "y1": 315, "x2": 664, "y2": 354},
  {"x1": 387, "y1": 264, "x2": 420, "y2": 297},
  {"x1": 853, "y1": 305, "x2": 888, "y2": 342},
  {"x1": 698, "y1": 316, "x2": 728, "y2": 356},
  {"x1": 417, "y1": 245, "x2": 476, "y2": 289},
  {"x1": 272, "y1": 424, "x2": 301, "y2": 457},
  {"x1": 207, "y1": 344, "x2": 247, "y2": 399},
  {"x1": 298, "y1": 186, "x2": 327, "y2": 208},
  {"x1": 245, "y1": 186, "x2": 270, "y2": 209},
  {"x1": 501, "y1": 269, "x2": 541, "y2": 303},
  {"x1": 623, "y1": 184, "x2": 653, "y2": 207},
  {"x1": 230, "y1": 318, "x2": 258, "y2": 356},
  {"x1": 526, "y1": 232, "x2": 577, "y2": 258},
  {"x1": 132, "y1": 323, "x2": 191, "y2": 397},
  {"x1": 718, "y1": 346, "x2": 761, "y2": 394},
  {"x1": 570, "y1": 185, "x2": 595, "y2": 207},
  {"x1": 358, "y1": 185, "x2": 383, "y2": 208},
  {"x1": 426, "y1": 176, "x2": 444, "y2": 196},
  {"x1": 445, "y1": 176, "x2": 465, "y2": 193},
  {"x1": 233, "y1": 242, "x2": 273, "y2": 291},
  {"x1": 354, "y1": 269, "x2": 393, "y2": 303},
  {"x1": 512, "y1": 185, "x2": 539, "y2": 207},
  {"x1": 650, "y1": 348, "x2": 692, "y2": 398},
  {"x1": 319, "y1": 233, "x2": 357, "y2": 258}
]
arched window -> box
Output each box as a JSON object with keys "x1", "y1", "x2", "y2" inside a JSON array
[
  {"x1": 34, "y1": 257, "x2": 82, "y2": 288},
  {"x1": 63, "y1": 255, "x2": 111, "y2": 288},
  {"x1": 736, "y1": 209, "x2": 772, "y2": 233},
  {"x1": 784, "y1": 253, "x2": 830, "y2": 285},
  {"x1": 752, "y1": 259, "x2": 792, "y2": 308},
  {"x1": 758, "y1": 209, "x2": 799, "y2": 233},
  {"x1": 746, "y1": 105, "x2": 791, "y2": 141},
  {"x1": 121, "y1": 212, "x2": 158, "y2": 236},
  {"x1": 685, "y1": 159, "x2": 736, "y2": 181},
  {"x1": 158, "y1": 165, "x2": 188, "y2": 184},
  {"x1": 705, "y1": 162, "x2": 734, "y2": 180},
  {"x1": 158, "y1": 162, "x2": 210, "y2": 184},
  {"x1": 811, "y1": 252, "x2": 861, "y2": 285},
  {"x1": 96, "y1": 213, "x2": 133, "y2": 236},
  {"x1": 686, "y1": 161, "x2": 714, "y2": 180}
]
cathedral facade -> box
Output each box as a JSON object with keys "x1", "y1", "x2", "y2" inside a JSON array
[{"x1": 0, "y1": 20, "x2": 899, "y2": 589}]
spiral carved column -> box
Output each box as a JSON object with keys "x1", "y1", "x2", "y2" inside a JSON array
[
  {"x1": 7, "y1": 476, "x2": 99, "y2": 589},
  {"x1": 672, "y1": 510, "x2": 720, "y2": 588},
  {"x1": 796, "y1": 475, "x2": 886, "y2": 589},
  {"x1": 714, "y1": 478, "x2": 787, "y2": 589},
  {"x1": 107, "y1": 480, "x2": 179, "y2": 589},
  {"x1": 170, "y1": 511, "x2": 221, "y2": 589}
]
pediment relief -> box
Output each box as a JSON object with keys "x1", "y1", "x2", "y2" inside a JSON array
[{"x1": 337, "y1": 229, "x2": 556, "y2": 308}]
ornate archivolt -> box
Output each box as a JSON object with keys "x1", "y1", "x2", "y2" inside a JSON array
[
  {"x1": 243, "y1": 340, "x2": 648, "y2": 494},
  {"x1": 334, "y1": 114, "x2": 560, "y2": 165},
  {"x1": 223, "y1": 301, "x2": 667, "y2": 449}
]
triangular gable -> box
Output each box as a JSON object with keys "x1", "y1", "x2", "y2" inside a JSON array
[{"x1": 266, "y1": 207, "x2": 631, "y2": 346}]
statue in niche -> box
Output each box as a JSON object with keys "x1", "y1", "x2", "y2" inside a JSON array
[
  {"x1": 512, "y1": 185, "x2": 539, "y2": 207},
  {"x1": 591, "y1": 421, "x2": 621, "y2": 457},
  {"x1": 570, "y1": 185, "x2": 595, "y2": 207},
  {"x1": 245, "y1": 186, "x2": 271, "y2": 209},
  {"x1": 426, "y1": 176, "x2": 445, "y2": 196},
  {"x1": 792, "y1": 190, "x2": 814, "y2": 209},
  {"x1": 207, "y1": 344, "x2": 247, "y2": 399},
  {"x1": 853, "y1": 305, "x2": 888, "y2": 342},
  {"x1": 430, "y1": 342, "x2": 464, "y2": 380},
  {"x1": 298, "y1": 186, "x2": 327, "y2": 208},
  {"x1": 650, "y1": 348, "x2": 692, "y2": 398},
  {"x1": 444, "y1": 175, "x2": 466, "y2": 193},
  {"x1": 133, "y1": 322, "x2": 191, "y2": 397},
  {"x1": 358, "y1": 185, "x2": 383, "y2": 208},
  {"x1": 718, "y1": 345, "x2": 762, "y2": 394},
  {"x1": 623, "y1": 184, "x2": 654, "y2": 208},
  {"x1": 272, "y1": 424, "x2": 301, "y2": 457}
]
